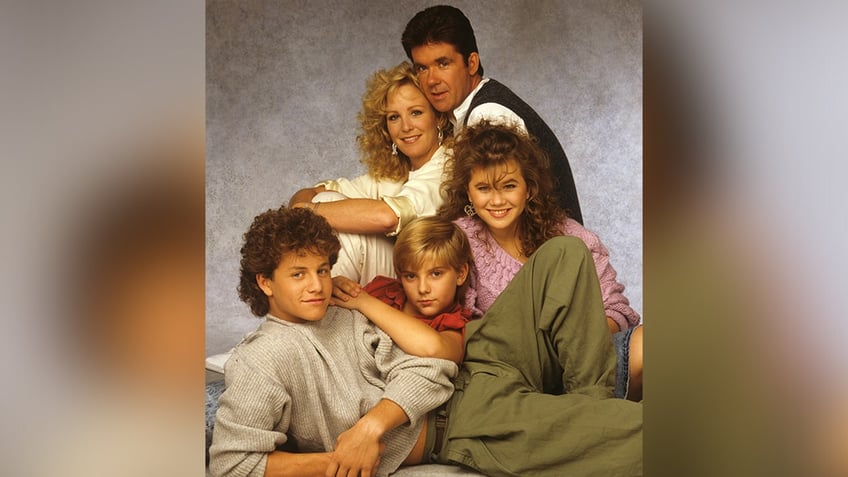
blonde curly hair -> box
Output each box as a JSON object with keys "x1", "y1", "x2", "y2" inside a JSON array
[{"x1": 356, "y1": 61, "x2": 451, "y2": 182}]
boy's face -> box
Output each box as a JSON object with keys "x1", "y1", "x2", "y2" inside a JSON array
[
  {"x1": 257, "y1": 250, "x2": 332, "y2": 323},
  {"x1": 411, "y1": 42, "x2": 480, "y2": 114},
  {"x1": 399, "y1": 254, "x2": 468, "y2": 318}
]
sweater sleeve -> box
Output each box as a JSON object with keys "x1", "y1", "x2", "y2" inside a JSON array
[
  {"x1": 563, "y1": 218, "x2": 641, "y2": 330},
  {"x1": 379, "y1": 146, "x2": 448, "y2": 236},
  {"x1": 208, "y1": 349, "x2": 292, "y2": 477},
  {"x1": 317, "y1": 173, "x2": 378, "y2": 199},
  {"x1": 364, "y1": 322, "x2": 457, "y2": 426}
]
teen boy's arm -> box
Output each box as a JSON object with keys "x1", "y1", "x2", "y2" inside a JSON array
[
  {"x1": 324, "y1": 399, "x2": 403, "y2": 477},
  {"x1": 259, "y1": 403, "x2": 404, "y2": 477},
  {"x1": 361, "y1": 323, "x2": 458, "y2": 468},
  {"x1": 274, "y1": 323, "x2": 457, "y2": 477}
]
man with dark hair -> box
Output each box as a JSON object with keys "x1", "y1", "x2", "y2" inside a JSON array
[{"x1": 402, "y1": 4, "x2": 584, "y2": 223}]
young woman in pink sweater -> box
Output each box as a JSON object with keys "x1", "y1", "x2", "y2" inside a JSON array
[{"x1": 440, "y1": 121, "x2": 643, "y2": 400}]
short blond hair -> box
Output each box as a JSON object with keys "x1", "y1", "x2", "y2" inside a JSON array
[{"x1": 393, "y1": 216, "x2": 473, "y2": 301}]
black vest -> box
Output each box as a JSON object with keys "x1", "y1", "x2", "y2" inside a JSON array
[{"x1": 464, "y1": 79, "x2": 583, "y2": 224}]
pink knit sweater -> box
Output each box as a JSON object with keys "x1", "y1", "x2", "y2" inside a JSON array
[{"x1": 455, "y1": 216, "x2": 640, "y2": 331}]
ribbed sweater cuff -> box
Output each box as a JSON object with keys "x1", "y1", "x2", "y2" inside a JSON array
[{"x1": 382, "y1": 361, "x2": 456, "y2": 424}]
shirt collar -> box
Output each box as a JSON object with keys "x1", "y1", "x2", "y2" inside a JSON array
[{"x1": 451, "y1": 77, "x2": 490, "y2": 129}]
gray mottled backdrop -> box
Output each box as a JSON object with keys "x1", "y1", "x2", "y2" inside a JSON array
[{"x1": 206, "y1": 0, "x2": 642, "y2": 355}]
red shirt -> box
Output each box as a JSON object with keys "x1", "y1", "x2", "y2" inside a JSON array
[{"x1": 363, "y1": 275, "x2": 471, "y2": 336}]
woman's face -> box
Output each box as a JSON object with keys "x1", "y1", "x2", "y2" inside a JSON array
[
  {"x1": 385, "y1": 83, "x2": 441, "y2": 170},
  {"x1": 467, "y1": 159, "x2": 530, "y2": 235}
]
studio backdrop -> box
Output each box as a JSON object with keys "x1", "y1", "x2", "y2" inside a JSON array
[{"x1": 206, "y1": 0, "x2": 642, "y2": 355}]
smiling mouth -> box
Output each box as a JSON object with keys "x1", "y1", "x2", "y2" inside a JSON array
[
  {"x1": 401, "y1": 135, "x2": 420, "y2": 144},
  {"x1": 487, "y1": 209, "x2": 510, "y2": 218}
]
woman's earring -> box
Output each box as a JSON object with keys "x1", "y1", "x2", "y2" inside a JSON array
[
  {"x1": 391, "y1": 143, "x2": 398, "y2": 156},
  {"x1": 464, "y1": 203, "x2": 477, "y2": 217},
  {"x1": 437, "y1": 127, "x2": 443, "y2": 146}
]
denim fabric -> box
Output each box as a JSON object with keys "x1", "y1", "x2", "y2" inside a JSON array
[
  {"x1": 205, "y1": 380, "x2": 226, "y2": 464},
  {"x1": 613, "y1": 327, "x2": 635, "y2": 399}
]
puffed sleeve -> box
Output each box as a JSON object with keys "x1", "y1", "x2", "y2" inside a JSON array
[
  {"x1": 562, "y1": 218, "x2": 641, "y2": 330},
  {"x1": 422, "y1": 303, "x2": 471, "y2": 336},
  {"x1": 363, "y1": 275, "x2": 406, "y2": 310}
]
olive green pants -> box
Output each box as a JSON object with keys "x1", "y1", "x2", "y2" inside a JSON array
[{"x1": 438, "y1": 236, "x2": 642, "y2": 476}]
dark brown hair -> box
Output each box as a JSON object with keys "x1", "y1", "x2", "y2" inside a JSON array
[
  {"x1": 402, "y1": 5, "x2": 484, "y2": 77},
  {"x1": 238, "y1": 207, "x2": 340, "y2": 317},
  {"x1": 439, "y1": 121, "x2": 566, "y2": 257}
]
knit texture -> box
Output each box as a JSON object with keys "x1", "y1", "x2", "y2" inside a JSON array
[
  {"x1": 456, "y1": 216, "x2": 640, "y2": 331},
  {"x1": 209, "y1": 307, "x2": 457, "y2": 477}
]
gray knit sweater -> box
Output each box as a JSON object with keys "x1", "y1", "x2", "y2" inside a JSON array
[{"x1": 209, "y1": 307, "x2": 458, "y2": 477}]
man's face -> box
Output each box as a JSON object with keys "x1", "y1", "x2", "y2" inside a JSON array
[
  {"x1": 411, "y1": 42, "x2": 480, "y2": 114},
  {"x1": 257, "y1": 250, "x2": 332, "y2": 323}
]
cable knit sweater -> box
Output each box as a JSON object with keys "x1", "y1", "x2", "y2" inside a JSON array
[
  {"x1": 209, "y1": 307, "x2": 457, "y2": 477},
  {"x1": 456, "y1": 216, "x2": 640, "y2": 331}
]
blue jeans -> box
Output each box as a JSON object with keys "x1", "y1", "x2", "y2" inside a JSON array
[{"x1": 614, "y1": 327, "x2": 635, "y2": 399}]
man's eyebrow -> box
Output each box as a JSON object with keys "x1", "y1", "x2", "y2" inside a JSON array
[{"x1": 414, "y1": 56, "x2": 452, "y2": 67}]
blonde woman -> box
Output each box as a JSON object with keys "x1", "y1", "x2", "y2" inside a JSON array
[{"x1": 290, "y1": 61, "x2": 452, "y2": 285}]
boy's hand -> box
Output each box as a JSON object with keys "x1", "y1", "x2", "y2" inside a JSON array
[
  {"x1": 325, "y1": 422, "x2": 386, "y2": 477},
  {"x1": 332, "y1": 275, "x2": 362, "y2": 302}
]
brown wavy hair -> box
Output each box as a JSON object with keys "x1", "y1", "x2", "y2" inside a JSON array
[
  {"x1": 357, "y1": 61, "x2": 451, "y2": 181},
  {"x1": 238, "y1": 207, "x2": 341, "y2": 317},
  {"x1": 439, "y1": 121, "x2": 566, "y2": 257}
]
